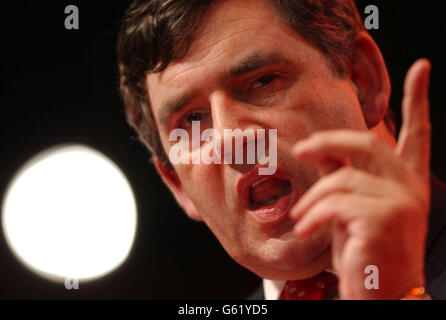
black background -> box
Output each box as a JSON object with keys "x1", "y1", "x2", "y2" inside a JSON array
[{"x1": 0, "y1": 1, "x2": 445, "y2": 299}]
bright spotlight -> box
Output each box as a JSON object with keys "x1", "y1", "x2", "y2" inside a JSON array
[{"x1": 1, "y1": 145, "x2": 137, "y2": 283}]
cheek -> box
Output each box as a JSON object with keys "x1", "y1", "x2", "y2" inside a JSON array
[
  {"x1": 270, "y1": 79, "x2": 367, "y2": 142},
  {"x1": 176, "y1": 163, "x2": 233, "y2": 224},
  {"x1": 320, "y1": 83, "x2": 368, "y2": 131},
  {"x1": 177, "y1": 164, "x2": 247, "y2": 254},
  {"x1": 160, "y1": 131, "x2": 231, "y2": 225}
]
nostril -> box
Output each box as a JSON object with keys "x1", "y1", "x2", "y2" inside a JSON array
[{"x1": 230, "y1": 163, "x2": 257, "y2": 174}]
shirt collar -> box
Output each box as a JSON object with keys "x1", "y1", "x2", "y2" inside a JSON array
[{"x1": 263, "y1": 279, "x2": 286, "y2": 300}]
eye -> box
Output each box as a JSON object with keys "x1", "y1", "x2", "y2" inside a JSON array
[
  {"x1": 186, "y1": 112, "x2": 203, "y2": 123},
  {"x1": 251, "y1": 74, "x2": 277, "y2": 89},
  {"x1": 177, "y1": 111, "x2": 212, "y2": 131},
  {"x1": 238, "y1": 73, "x2": 286, "y2": 106}
]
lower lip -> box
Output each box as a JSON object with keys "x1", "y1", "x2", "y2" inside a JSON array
[{"x1": 246, "y1": 193, "x2": 292, "y2": 225}]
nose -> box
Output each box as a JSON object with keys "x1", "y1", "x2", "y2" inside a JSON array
[
  {"x1": 209, "y1": 93, "x2": 272, "y2": 173},
  {"x1": 211, "y1": 92, "x2": 250, "y2": 132}
]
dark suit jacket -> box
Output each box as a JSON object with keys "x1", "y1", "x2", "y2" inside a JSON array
[{"x1": 247, "y1": 174, "x2": 446, "y2": 300}]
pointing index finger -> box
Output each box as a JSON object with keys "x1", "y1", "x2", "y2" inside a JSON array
[{"x1": 396, "y1": 58, "x2": 432, "y2": 181}]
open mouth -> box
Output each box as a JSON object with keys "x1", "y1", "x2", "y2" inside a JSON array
[
  {"x1": 237, "y1": 167, "x2": 296, "y2": 225},
  {"x1": 248, "y1": 177, "x2": 292, "y2": 210}
]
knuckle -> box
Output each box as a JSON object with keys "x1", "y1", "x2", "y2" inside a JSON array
[
  {"x1": 410, "y1": 124, "x2": 431, "y2": 139},
  {"x1": 337, "y1": 166, "x2": 355, "y2": 180},
  {"x1": 319, "y1": 174, "x2": 340, "y2": 191},
  {"x1": 389, "y1": 187, "x2": 426, "y2": 221},
  {"x1": 325, "y1": 193, "x2": 346, "y2": 214}
]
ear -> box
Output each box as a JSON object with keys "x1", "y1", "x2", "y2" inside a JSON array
[
  {"x1": 348, "y1": 32, "x2": 391, "y2": 128},
  {"x1": 153, "y1": 157, "x2": 202, "y2": 221}
]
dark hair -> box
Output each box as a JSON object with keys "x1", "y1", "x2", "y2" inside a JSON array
[{"x1": 117, "y1": 0, "x2": 386, "y2": 167}]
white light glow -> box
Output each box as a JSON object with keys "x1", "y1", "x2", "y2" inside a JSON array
[{"x1": 2, "y1": 145, "x2": 137, "y2": 282}]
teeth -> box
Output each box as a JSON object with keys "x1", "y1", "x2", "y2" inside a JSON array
[{"x1": 251, "y1": 177, "x2": 270, "y2": 188}]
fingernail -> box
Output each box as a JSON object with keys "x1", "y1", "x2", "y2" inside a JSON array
[
  {"x1": 294, "y1": 140, "x2": 311, "y2": 155},
  {"x1": 293, "y1": 223, "x2": 306, "y2": 238},
  {"x1": 290, "y1": 206, "x2": 302, "y2": 220},
  {"x1": 290, "y1": 209, "x2": 298, "y2": 220}
]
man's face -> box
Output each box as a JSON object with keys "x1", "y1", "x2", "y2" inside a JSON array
[{"x1": 146, "y1": 0, "x2": 368, "y2": 280}]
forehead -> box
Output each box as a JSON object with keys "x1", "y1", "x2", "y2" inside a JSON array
[
  {"x1": 146, "y1": 0, "x2": 324, "y2": 122},
  {"x1": 150, "y1": 0, "x2": 288, "y2": 76}
]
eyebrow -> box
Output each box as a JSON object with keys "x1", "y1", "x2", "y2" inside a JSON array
[
  {"x1": 226, "y1": 51, "x2": 292, "y2": 78},
  {"x1": 158, "y1": 51, "x2": 292, "y2": 128},
  {"x1": 159, "y1": 90, "x2": 198, "y2": 128}
]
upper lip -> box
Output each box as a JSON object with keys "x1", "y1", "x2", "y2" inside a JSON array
[{"x1": 237, "y1": 165, "x2": 292, "y2": 209}]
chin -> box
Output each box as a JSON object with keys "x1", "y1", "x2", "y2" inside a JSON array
[{"x1": 240, "y1": 227, "x2": 333, "y2": 280}]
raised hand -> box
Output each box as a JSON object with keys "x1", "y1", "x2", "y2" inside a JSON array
[{"x1": 290, "y1": 59, "x2": 432, "y2": 299}]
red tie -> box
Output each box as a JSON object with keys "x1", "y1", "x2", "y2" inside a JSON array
[{"x1": 280, "y1": 271, "x2": 339, "y2": 300}]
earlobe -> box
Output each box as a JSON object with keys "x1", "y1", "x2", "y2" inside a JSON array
[
  {"x1": 349, "y1": 32, "x2": 391, "y2": 128},
  {"x1": 153, "y1": 157, "x2": 202, "y2": 221}
]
